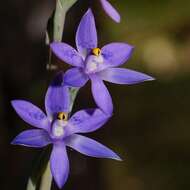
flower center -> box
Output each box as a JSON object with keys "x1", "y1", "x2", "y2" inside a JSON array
[
  {"x1": 57, "y1": 112, "x2": 68, "y2": 121},
  {"x1": 51, "y1": 112, "x2": 68, "y2": 138},
  {"x1": 85, "y1": 48, "x2": 104, "y2": 74},
  {"x1": 92, "y1": 48, "x2": 101, "y2": 56},
  {"x1": 52, "y1": 120, "x2": 68, "y2": 138},
  {"x1": 53, "y1": 125, "x2": 64, "y2": 137}
]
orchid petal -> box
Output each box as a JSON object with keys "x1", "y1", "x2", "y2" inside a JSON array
[
  {"x1": 66, "y1": 134, "x2": 121, "y2": 161},
  {"x1": 64, "y1": 68, "x2": 89, "y2": 87},
  {"x1": 50, "y1": 144, "x2": 69, "y2": 189},
  {"x1": 45, "y1": 72, "x2": 70, "y2": 119},
  {"x1": 50, "y1": 42, "x2": 84, "y2": 67},
  {"x1": 68, "y1": 109, "x2": 110, "y2": 134},
  {"x1": 100, "y1": 0, "x2": 121, "y2": 23},
  {"x1": 90, "y1": 75, "x2": 113, "y2": 115},
  {"x1": 101, "y1": 43, "x2": 133, "y2": 67},
  {"x1": 11, "y1": 129, "x2": 51, "y2": 148},
  {"x1": 76, "y1": 9, "x2": 97, "y2": 57},
  {"x1": 11, "y1": 100, "x2": 49, "y2": 130},
  {"x1": 99, "y1": 68, "x2": 155, "y2": 84}
]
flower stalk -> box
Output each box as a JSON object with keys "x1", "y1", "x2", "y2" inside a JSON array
[
  {"x1": 39, "y1": 162, "x2": 52, "y2": 190},
  {"x1": 27, "y1": 1, "x2": 78, "y2": 190},
  {"x1": 54, "y1": 0, "x2": 77, "y2": 42}
]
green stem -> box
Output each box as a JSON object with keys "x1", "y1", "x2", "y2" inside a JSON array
[
  {"x1": 52, "y1": 0, "x2": 80, "y2": 114},
  {"x1": 26, "y1": 178, "x2": 36, "y2": 190},
  {"x1": 54, "y1": 0, "x2": 77, "y2": 41},
  {"x1": 35, "y1": 1, "x2": 78, "y2": 190},
  {"x1": 39, "y1": 162, "x2": 52, "y2": 190},
  {"x1": 53, "y1": 0, "x2": 66, "y2": 42},
  {"x1": 47, "y1": 0, "x2": 78, "y2": 70},
  {"x1": 26, "y1": 148, "x2": 51, "y2": 190},
  {"x1": 69, "y1": 87, "x2": 79, "y2": 112}
]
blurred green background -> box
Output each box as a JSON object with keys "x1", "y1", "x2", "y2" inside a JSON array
[{"x1": 0, "y1": 0, "x2": 190, "y2": 189}]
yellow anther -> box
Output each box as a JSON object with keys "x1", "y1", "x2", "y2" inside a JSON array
[
  {"x1": 92, "y1": 48, "x2": 101, "y2": 56},
  {"x1": 57, "y1": 112, "x2": 68, "y2": 121}
]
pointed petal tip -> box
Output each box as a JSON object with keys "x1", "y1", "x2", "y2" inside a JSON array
[
  {"x1": 11, "y1": 130, "x2": 52, "y2": 148},
  {"x1": 114, "y1": 15, "x2": 121, "y2": 23},
  {"x1": 124, "y1": 43, "x2": 134, "y2": 54},
  {"x1": 11, "y1": 100, "x2": 24, "y2": 111},
  {"x1": 110, "y1": 11, "x2": 121, "y2": 23},
  {"x1": 146, "y1": 76, "x2": 156, "y2": 81},
  {"x1": 10, "y1": 139, "x2": 24, "y2": 146},
  {"x1": 133, "y1": 74, "x2": 155, "y2": 83},
  {"x1": 50, "y1": 145, "x2": 69, "y2": 189},
  {"x1": 11, "y1": 139, "x2": 17, "y2": 145},
  {"x1": 99, "y1": 0, "x2": 121, "y2": 23},
  {"x1": 83, "y1": 8, "x2": 94, "y2": 20},
  {"x1": 51, "y1": 174, "x2": 65, "y2": 189},
  {"x1": 11, "y1": 100, "x2": 18, "y2": 107},
  {"x1": 11, "y1": 100, "x2": 15, "y2": 104},
  {"x1": 76, "y1": 7, "x2": 97, "y2": 56},
  {"x1": 11, "y1": 137, "x2": 23, "y2": 146},
  {"x1": 114, "y1": 155, "x2": 123, "y2": 162},
  {"x1": 56, "y1": 181, "x2": 64, "y2": 189},
  {"x1": 110, "y1": 152, "x2": 122, "y2": 161},
  {"x1": 86, "y1": 8, "x2": 93, "y2": 15},
  {"x1": 50, "y1": 42, "x2": 58, "y2": 50},
  {"x1": 84, "y1": 8, "x2": 95, "y2": 22},
  {"x1": 50, "y1": 42, "x2": 63, "y2": 53},
  {"x1": 99, "y1": 68, "x2": 155, "y2": 85}
]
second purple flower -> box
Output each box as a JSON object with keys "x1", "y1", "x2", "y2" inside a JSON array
[
  {"x1": 50, "y1": 9, "x2": 154, "y2": 115},
  {"x1": 11, "y1": 72, "x2": 121, "y2": 189}
]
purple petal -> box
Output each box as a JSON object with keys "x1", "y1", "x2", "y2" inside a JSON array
[
  {"x1": 100, "y1": 0, "x2": 121, "y2": 23},
  {"x1": 11, "y1": 100, "x2": 49, "y2": 130},
  {"x1": 64, "y1": 68, "x2": 89, "y2": 87},
  {"x1": 50, "y1": 144, "x2": 69, "y2": 189},
  {"x1": 90, "y1": 74, "x2": 113, "y2": 115},
  {"x1": 65, "y1": 134, "x2": 121, "y2": 161},
  {"x1": 11, "y1": 129, "x2": 51, "y2": 148},
  {"x1": 50, "y1": 42, "x2": 84, "y2": 67},
  {"x1": 102, "y1": 43, "x2": 133, "y2": 67},
  {"x1": 76, "y1": 9, "x2": 97, "y2": 57},
  {"x1": 45, "y1": 72, "x2": 70, "y2": 119},
  {"x1": 98, "y1": 68, "x2": 155, "y2": 84},
  {"x1": 68, "y1": 109, "x2": 110, "y2": 134}
]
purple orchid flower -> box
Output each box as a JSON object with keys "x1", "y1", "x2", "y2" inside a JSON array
[
  {"x1": 11, "y1": 72, "x2": 121, "y2": 189},
  {"x1": 50, "y1": 9, "x2": 154, "y2": 115},
  {"x1": 99, "y1": 0, "x2": 121, "y2": 23}
]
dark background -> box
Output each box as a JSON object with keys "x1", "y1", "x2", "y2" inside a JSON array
[{"x1": 0, "y1": 0, "x2": 190, "y2": 189}]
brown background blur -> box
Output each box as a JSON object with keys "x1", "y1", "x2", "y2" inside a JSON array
[{"x1": 0, "y1": 0, "x2": 190, "y2": 189}]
